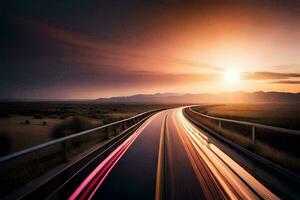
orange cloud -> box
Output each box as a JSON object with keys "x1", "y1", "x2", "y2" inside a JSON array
[
  {"x1": 272, "y1": 81, "x2": 300, "y2": 84},
  {"x1": 242, "y1": 72, "x2": 300, "y2": 80}
]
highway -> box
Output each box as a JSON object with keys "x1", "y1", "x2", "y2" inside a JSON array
[{"x1": 68, "y1": 108, "x2": 280, "y2": 200}]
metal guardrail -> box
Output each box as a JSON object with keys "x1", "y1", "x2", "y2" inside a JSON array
[
  {"x1": 0, "y1": 109, "x2": 162, "y2": 163},
  {"x1": 188, "y1": 106, "x2": 300, "y2": 145}
]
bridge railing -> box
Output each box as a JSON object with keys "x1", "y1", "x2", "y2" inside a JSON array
[
  {"x1": 185, "y1": 106, "x2": 300, "y2": 163},
  {"x1": 0, "y1": 109, "x2": 161, "y2": 164},
  {"x1": 188, "y1": 106, "x2": 300, "y2": 145},
  {"x1": 0, "y1": 108, "x2": 163, "y2": 198}
]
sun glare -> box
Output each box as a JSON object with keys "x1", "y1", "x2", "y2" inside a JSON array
[{"x1": 224, "y1": 69, "x2": 240, "y2": 83}]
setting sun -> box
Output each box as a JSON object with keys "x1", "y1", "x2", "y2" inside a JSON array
[{"x1": 224, "y1": 69, "x2": 240, "y2": 83}]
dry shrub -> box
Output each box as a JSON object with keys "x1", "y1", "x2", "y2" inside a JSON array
[{"x1": 51, "y1": 117, "x2": 95, "y2": 139}]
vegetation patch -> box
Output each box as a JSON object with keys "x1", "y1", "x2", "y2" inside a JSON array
[{"x1": 51, "y1": 116, "x2": 98, "y2": 138}]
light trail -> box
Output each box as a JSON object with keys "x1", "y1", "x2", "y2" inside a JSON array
[
  {"x1": 175, "y1": 108, "x2": 280, "y2": 200},
  {"x1": 172, "y1": 112, "x2": 226, "y2": 200},
  {"x1": 68, "y1": 114, "x2": 156, "y2": 200},
  {"x1": 177, "y1": 114, "x2": 255, "y2": 199}
]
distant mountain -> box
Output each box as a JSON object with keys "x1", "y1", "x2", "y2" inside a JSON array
[
  {"x1": 2, "y1": 91, "x2": 299, "y2": 104},
  {"x1": 95, "y1": 91, "x2": 300, "y2": 104}
]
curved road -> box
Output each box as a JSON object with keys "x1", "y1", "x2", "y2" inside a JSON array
[{"x1": 68, "y1": 108, "x2": 279, "y2": 200}]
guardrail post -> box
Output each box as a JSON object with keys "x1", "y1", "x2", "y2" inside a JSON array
[
  {"x1": 62, "y1": 141, "x2": 68, "y2": 162},
  {"x1": 252, "y1": 126, "x2": 256, "y2": 145},
  {"x1": 105, "y1": 127, "x2": 109, "y2": 138},
  {"x1": 114, "y1": 126, "x2": 118, "y2": 136},
  {"x1": 218, "y1": 120, "x2": 222, "y2": 128}
]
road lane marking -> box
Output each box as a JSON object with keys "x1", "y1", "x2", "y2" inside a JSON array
[
  {"x1": 155, "y1": 114, "x2": 167, "y2": 200},
  {"x1": 164, "y1": 114, "x2": 175, "y2": 200}
]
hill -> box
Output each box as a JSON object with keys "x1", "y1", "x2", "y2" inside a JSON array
[{"x1": 95, "y1": 91, "x2": 300, "y2": 104}]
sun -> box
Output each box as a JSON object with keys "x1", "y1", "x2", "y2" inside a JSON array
[{"x1": 223, "y1": 69, "x2": 240, "y2": 83}]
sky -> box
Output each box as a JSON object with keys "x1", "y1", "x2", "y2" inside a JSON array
[{"x1": 1, "y1": 0, "x2": 300, "y2": 99}]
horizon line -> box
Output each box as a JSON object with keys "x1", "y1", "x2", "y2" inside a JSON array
[{"x1": 1, "y1": 90, "x2": 300, "y2": 102}]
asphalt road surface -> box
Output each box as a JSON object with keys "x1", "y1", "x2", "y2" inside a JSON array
[{"x1": 68, "y1": 108, "x2": 280, "y2": 200}]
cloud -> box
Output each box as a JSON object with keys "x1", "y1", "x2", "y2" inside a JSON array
[
  {"x1": 271, "y1": 80, "x2": 300, "y2": 84},
  {"x1": 242, "y1": 71, "x2": 300, "y2": 80},
  {"x1": 15, "y1": 17, "x2": 220, "y2": 71},
  {"x1": 0, "y1": 69, "x2": 220, "y2": 99}
]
